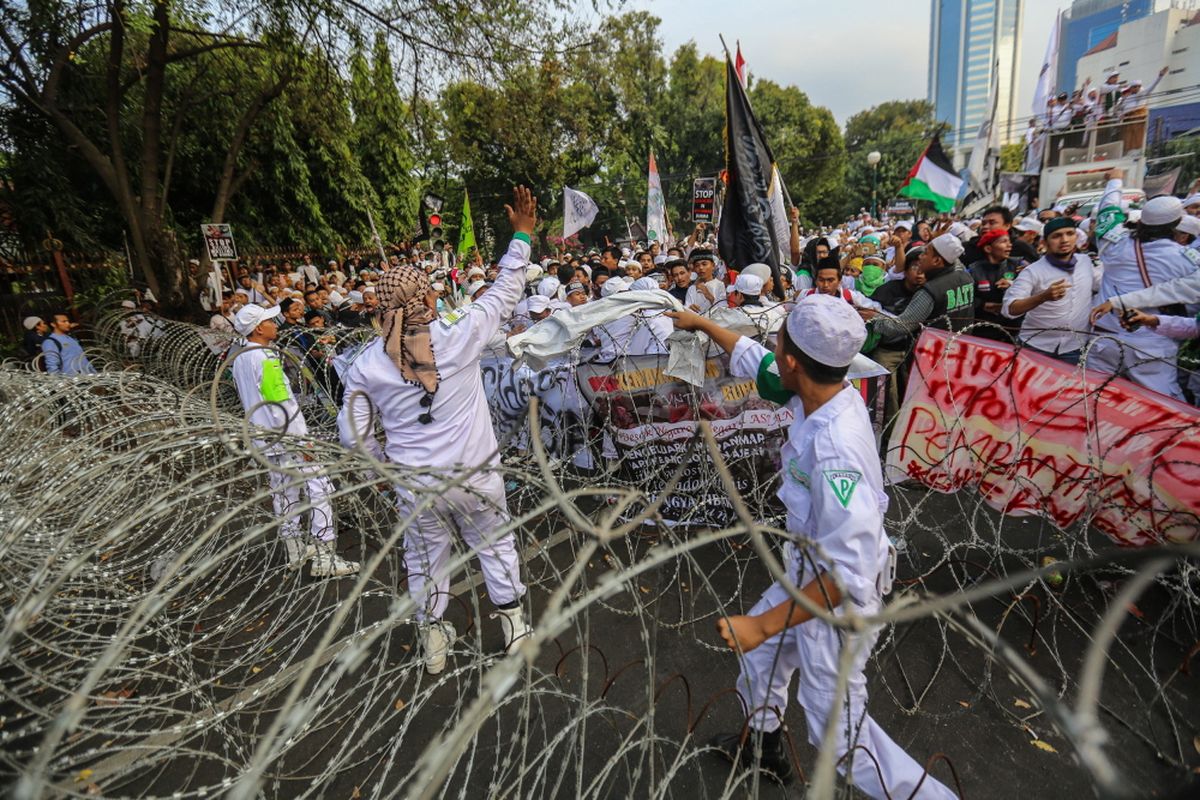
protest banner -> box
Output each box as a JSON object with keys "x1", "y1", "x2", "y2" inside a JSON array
[
  {"x1": 692, "y1": 178, "x2": 716, "y2": 223},
  {"x1": 201, "y1": 223, "x2": 238, "y2": 261},
  {"x1": 886, "y1": 329, "x2": 1200, "y2": 546},
  {"x1": 576, "y1": 353, "x2": 790, "y2": 527}
]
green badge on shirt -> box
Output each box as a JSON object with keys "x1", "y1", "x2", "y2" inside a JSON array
[
  {"x1": 786, "y1": 458, "x2": 809, "y2": 488},
  {"x1": 823, "y1": 469, "x2": 862, "y2": 508}
]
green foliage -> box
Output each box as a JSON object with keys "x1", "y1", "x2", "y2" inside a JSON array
[{"x1": 1000, "y1": 142, "x2": 1026, "y2": 174}]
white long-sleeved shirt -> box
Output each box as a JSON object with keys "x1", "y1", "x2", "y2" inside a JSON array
[
  {"x1": 230, "y1": 342, "x2": 308, "y2": 440},
  {"x1": 1094, "y1": 179, "x2": 1196, "y2": 349},
  {"x1": 728, "y1": 337, "x2": 890, "y2": 606},
  {"x1": 1150, "y1": 315, "x2": 1199, "y2": 342},
  {"x1": 1001, "y1": 254, "x2": 1101, "y2": 354},
  {"x1": 337, "y1": 237, "x2": 530, "y2": 470},
  {"x1": 1106, "y1": 268, "x2": 1200, "y2": 310}
]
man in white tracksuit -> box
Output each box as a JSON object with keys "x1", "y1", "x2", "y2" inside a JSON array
[
  {"x1": 1088, "y1": 174, "x2": 1195, "y2": 400},
  {"x1": 338, "y1": 187, "x2": 536, "y2": 675},
  {"x1": 229, "y1": 304, "x2": 360, "y2": 578},
  {"x1": 667, "y1": 295, "x2": 956, "y2": 798}
]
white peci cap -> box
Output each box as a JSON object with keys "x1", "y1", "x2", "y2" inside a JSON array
[
  {"x1": 930, "y1": 233, "x2": 965, "y2": 264},
  {"x1": 1141, "y1": 195, "x2": 1183, "y2": 226},
  {"x1": 233, "y1": 303, "x2": 281, "y2": 336},
  {"x1": 1176, "y1": 215, "x2": 1200, "y2": 237},
  {"x1": 784, "y1": 293, "x2": 867, "y2": 369},
  {"x1": 734, "y1": 273, "x2": 764, "y2": 295}
]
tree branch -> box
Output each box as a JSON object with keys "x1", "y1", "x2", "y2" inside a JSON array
[{"x1": 43, "y1": 22, "x2": 115, "y2": 106}]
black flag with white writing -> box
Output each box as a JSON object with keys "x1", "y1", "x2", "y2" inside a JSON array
[{"x1": 717, "y1": 55, "x2": 784, "y2": 298}]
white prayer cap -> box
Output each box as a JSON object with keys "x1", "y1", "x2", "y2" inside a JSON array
[
  {"x1": 527, "y1": 294, "x2": 550, "y2": 313},
  {"x1": 784, "y1": 293, "x2": 867, "y2": 369},
  {"x1": 600, "y1": 276, "x2": 628, "y2": 297},
  {"x1": 328, "y1": 259, "x2": 338, "y2": 265},
  {"x1": 467, "y1": 266, "x2": 486, "y2": 279},
  {"x1": 726, "y1": 284, "x2": 739, "y2": 297},
  {"x1": 1078, "y1": 218, "x2": 1093, "y2": 236},
  {"x1": 653, "y1": 254, "x2": 668, "y2": 265},
  {"x1": 630, "y1": 277, "x2": 659, "y2": 291},
  {"x1": 893, "y1": 220, "x2": 913, "y2": 231},
  {"x1": 1075, "y1": 228, "x2": 1089, "y2": 248},
  {"x1": 233, "y1": 303, "x2": 281, "y2": 336},
  {"x1": 1014, "y1": 218, "x2": 1044, "y2": 235},
  {"x1": 347, "y1": 290, "x2": 365, "y2": 304},
  {"x1": 121, "y1": 300, "x2": 137, "y2": 309},
  {"x1": 621, "y1": 248, "x2": 631, "y2": 258},
  {"x1": 578, "y1": 264, "x2": 592, "y2": 278},
  {"x1": 537, "y1": 276, "x2": 560, "y2": 297},
  {"x1": 362, "y1": 286, "x2": 376, "y2": 295},
  {"x1": 1184, "y1": 194, "x2": 1200, "y2": 209},
  {"x1": 930, "y1": 233, "x2": 964, "y2": 263},
  {"x1": 1127, "y1": 209, "x2": 1142, "y2": 224},
  {"x1": 741, "y1": 263, "x2": 772, "y2": 284},
  {"x1": 1176, "y1": 215, "x2": 1200, "y2": 237},
  {"x1": 525, "y1": 264, "x2": 544, "y2": 283},
  {"x1": 23, "y1": 316, "x2": 42, "y2": 330},
  {"x1": 1141, "y1": 195, "x2": 1183, "y2": 226},
  {"x1": 466, "y1": 280, "x2": 487, "y2": 297},
  {"x1": 734, "y1": 273, "x2": 763, "y2": 295},
  {"x1": 328, "y1": 290, "x2": 345, "y2": 306}
]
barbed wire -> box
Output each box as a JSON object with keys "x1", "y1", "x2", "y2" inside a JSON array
[{"x1": 2, "y1": 300, "x2": 1199, "y2": 799}]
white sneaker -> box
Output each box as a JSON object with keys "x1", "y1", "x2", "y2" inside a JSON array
[
  {"x1": 420, "y1": 621, "x2": 456, "y2": 675},
  {"x1": 492, "y1": 606, "x2": 532, "y2": 654},
  {"x1": 283, "y1": 537, "x2": 316, "y2": 570},
  {"x1": 309, "y1": 541, "x2": 360, "y2": 578}
]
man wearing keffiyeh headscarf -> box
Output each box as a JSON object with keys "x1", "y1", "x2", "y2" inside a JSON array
[{"x1": 338, "y1": 186, "x2": 539, "y2": 676}]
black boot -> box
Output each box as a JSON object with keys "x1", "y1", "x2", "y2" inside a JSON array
[{"x1": 710, "y1": 727, "x2": 795, "y2": 785}]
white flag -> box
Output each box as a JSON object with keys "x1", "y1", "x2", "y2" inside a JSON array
[
  {"x1": 967, "y1": 61, "x2": 999, "y2": 196},
  {"x1": 563, "y1": 186, "x2": 599, "y2": 239},
  {"x1": 646, "y1": 151, "x2": 669, "y2": 245},
  {"x1": 1032, "y1": 12, "x2": 1060, "y2": 119}
]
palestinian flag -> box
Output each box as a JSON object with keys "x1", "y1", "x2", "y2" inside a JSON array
[{"x1": 899, "y1": 135, "x2": 962, "y2": 213}]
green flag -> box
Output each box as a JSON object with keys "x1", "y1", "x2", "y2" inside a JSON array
[{"x1": 457, "y1": 190, "x2": 476, "y2": 258}]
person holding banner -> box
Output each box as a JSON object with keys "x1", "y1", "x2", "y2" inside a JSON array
[
  {"x1": 666, "y1": 297, "x2": 956, "y2": 798},
  {"x1": 338, "y1": 186, "x2": 536, "y2": 676}
]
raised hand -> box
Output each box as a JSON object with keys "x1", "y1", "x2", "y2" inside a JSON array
[{"x1": 505, "y1": 185, "x2": 538, "y2": 236}]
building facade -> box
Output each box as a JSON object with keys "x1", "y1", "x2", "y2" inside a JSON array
[
  {"x1": 1057, "y1": 0, "x2": 1157, "y2": 95},
  {"x1": 928, "y1": 0, "x2": 1025, "y2": 153},
  {"x1": 1075, "y1": 4, "x2": 1200, "y2": 142}
]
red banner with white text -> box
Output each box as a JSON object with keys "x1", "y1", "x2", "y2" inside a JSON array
[{"x1": 885, "y1": 329, "x2": 1200, "y2": 547}]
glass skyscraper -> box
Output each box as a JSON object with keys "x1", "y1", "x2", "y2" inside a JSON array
[{"x1": 928, "y1": 0, "x2": 1025, "y2": 153}]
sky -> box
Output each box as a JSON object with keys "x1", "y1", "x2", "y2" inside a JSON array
[{"x1": 631, "y1": 0, "x2": 1064, "y2": 127}]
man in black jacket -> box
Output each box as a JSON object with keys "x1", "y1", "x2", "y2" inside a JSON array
[{"x1": 967, "y1": 229, "x2": 1025, "y2": 342}]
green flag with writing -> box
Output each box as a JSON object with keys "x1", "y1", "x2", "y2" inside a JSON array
[{"x1": 457, "y1": 190, "x2": 476, "y2": 259}]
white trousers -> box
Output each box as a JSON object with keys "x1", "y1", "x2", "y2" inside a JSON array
[
  {"x1": 266, "y1": 451, "x2": 335, "y2": 542},
  {"x1": 735, "y1": 582, "x2": 957, "y2": 800},
  {"x1": 1087, "y1": 335, "x2": 1184, "y2": 402},
  {"x1": 395, "y1": 472, "x2": 526, "y2": 622}
]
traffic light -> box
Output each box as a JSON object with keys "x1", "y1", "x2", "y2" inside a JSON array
[{"x1": 419, "y1": 193, "x2": 446, "y2": 243}]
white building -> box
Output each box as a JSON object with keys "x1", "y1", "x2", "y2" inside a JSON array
[{"x1": 1075, "y1": 4, "x2": 1200, "y2": 141}]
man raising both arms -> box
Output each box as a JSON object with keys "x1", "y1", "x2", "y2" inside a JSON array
[
  {"x1": 338, "y1": 186, "x2": 536, "y2": 675},
  {"x1": 666, "y1": 297, "x2": 957, "y2": 798}
]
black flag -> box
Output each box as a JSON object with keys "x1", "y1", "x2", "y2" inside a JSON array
[{"x1": 718, "y1": 55, "x2": 785, "y2": 299}]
